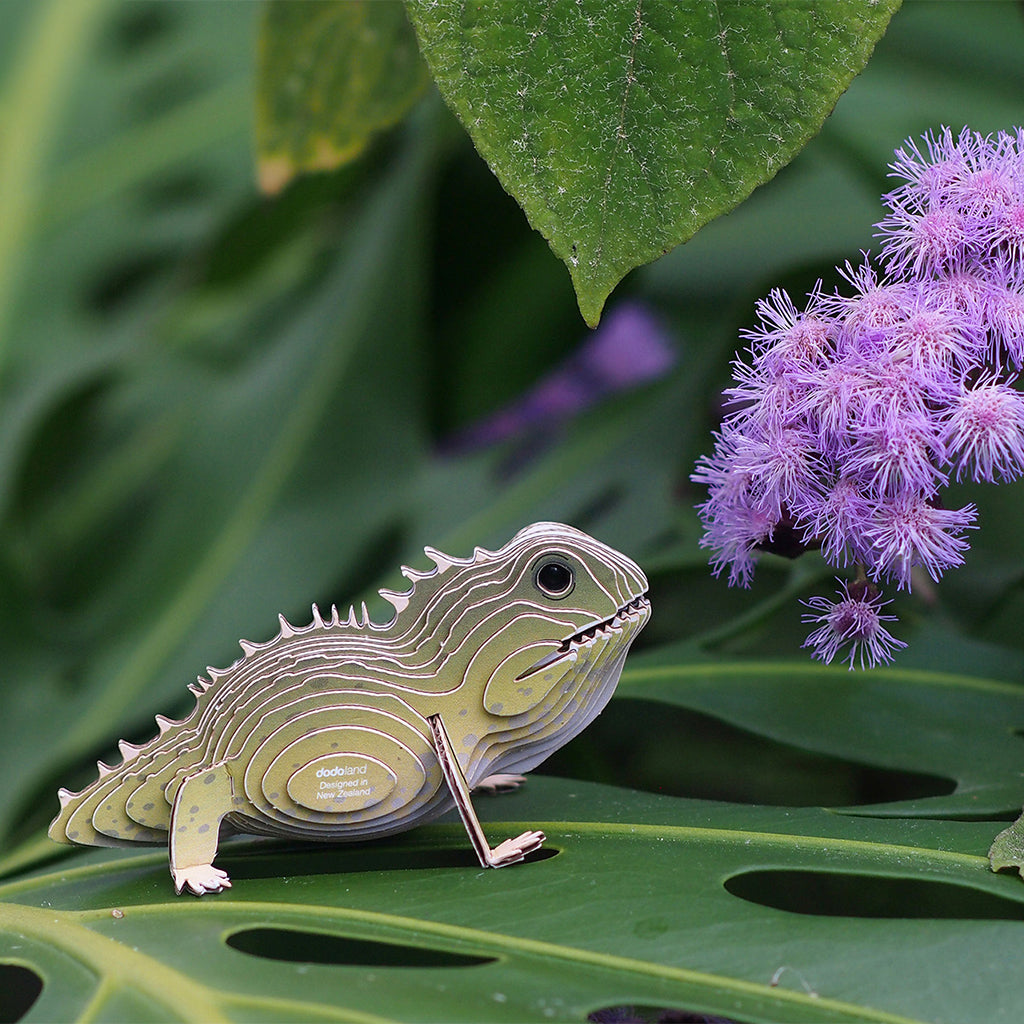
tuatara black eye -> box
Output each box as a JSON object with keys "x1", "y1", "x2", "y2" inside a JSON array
[{"x1": 534, "y1": 560, "x2": 574, "y2": 597}]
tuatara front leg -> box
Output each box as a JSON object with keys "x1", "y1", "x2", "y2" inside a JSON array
[
  {"x1": 168, "y1": 762, "x2": 236, "y2": 895},
  {"x1": 428, "y1": 715, "x2": 544, "y2": 867}
]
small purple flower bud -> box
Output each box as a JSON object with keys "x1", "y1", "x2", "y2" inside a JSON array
[
  {"x1": 842, "y1": 408, "x2": 947, "y2": 499},
  {"x1": 889, "y1": 303, "x2": 985, "y2": 375},
  {"x1": 988, "y1": 284, "x2": 1024, "y2": 367},
  {"x1": 792, "y1": 477, "x2": 872, "y2": 567},
  {"x1": 826, "y1": 260, "x2": 911, "y2": 343},
  {"x1": 741, "y1": 287, "x2": 835, "y2": 373},
  {"x1": 802, "y1": 579, "x2": 906, "y2": 670},
  {"x1": 885, "y1": 127, "x2": 966, "y2": 211},
  {"x1": 696, "y1": 494, "x2": 776, "y2": 588},
  {"x1": 950, "y1": 143, "x2": 1018, "y2": 218},
  {"x1": 877, "y1": 203, "x2": 968, "y2": 279},
  {"x1": 723, "y1": 354, "x2": 806, "y2": 430},
  {"x1": 731, "y1": 423, "x2": 824, "y2": 520}
]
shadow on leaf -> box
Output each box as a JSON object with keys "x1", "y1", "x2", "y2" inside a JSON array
[
  {"x1": 545, "y1": 700, "x2": 955, "y2": 807},
  {"x1": 221, "y1": 839, "x2": 559, "y2": 882}
]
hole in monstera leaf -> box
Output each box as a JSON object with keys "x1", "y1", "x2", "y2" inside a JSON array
[
  {"x1": 226, "y1": 928, "x2": 495, "y2": 968},
  {"x1": 0, "y1": 964, "x2": 43, "y2": 1023},
  {"x1": 541, "y1": 699, "x2": 954, "y2": 807},
  {"x1": 588, "y1": 1007, "x2": 747, "y2": 1024},
  {"x1": 725, "y1": 870, "x2": 1024, "y2": 920}
]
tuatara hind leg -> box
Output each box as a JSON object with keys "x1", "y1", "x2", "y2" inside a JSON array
[
  {"x1": 428, "y1": 715, "x2": 544, "y2": 868},
  {"x1": 474, "y1": 773, "x2": 527, "y2": 794},
  {"x1": 168, "y1": 763, "x2": 235, "y2": 895}
]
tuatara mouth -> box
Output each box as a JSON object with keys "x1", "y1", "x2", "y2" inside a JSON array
[{"x1": 516, "y1": 593, "x2": 650, "y2": 680}]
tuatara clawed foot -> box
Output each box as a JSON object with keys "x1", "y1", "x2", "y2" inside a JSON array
[
  {"x1": 172, "y1": 864, "x2": 232, "y2": 896},
  {"x1": 486, "y1": 829, "x2": 546, "y2": 867}
]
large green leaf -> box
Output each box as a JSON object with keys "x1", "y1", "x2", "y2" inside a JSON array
[
  {"x1": 405, "y1": 0, "x2": 902, "y2": 325},
  {"x1": 1, "y1": 777, "x2": 1021, "y2": 1024},
  {"x1": 617, "y1": 657, "x2": 1024, "y2": 818},
  {"x1": 6, "y1": 649, "x2": 1024, "y2": 1023}
]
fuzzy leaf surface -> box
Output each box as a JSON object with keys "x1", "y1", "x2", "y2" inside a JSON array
[{"x1": 405, "y1": 0, "x2": 901, "y2": 324}]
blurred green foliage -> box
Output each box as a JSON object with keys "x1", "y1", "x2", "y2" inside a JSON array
[
  {"x1": 256, "y1": 2, "x2": 429, "y2": 194},
  {"x1": 3, "y1": 1, "x2": 1024, "y2": 1022}
]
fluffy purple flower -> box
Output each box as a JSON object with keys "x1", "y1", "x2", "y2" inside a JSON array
[
  {"x1": 877, "y1": 202, "x2": 968, "y2": 279},
  {"x1": 802, "y1": 580, "x2": 907, "y2": 670},
  {"x1": 846, "y1": 351, "x2": 950, "y2": 430},
  {"x1": 948, "y1": 134, "x2": 1019, "y2": 217},
  {"x1": 865, "y1": 495, "x2": 977, "y2": 588},
  {"x1": 880, "y1": 127, "x2": 1024, "y2": 287},
  {"x1": 741, "y1": 287, "x2": 835, "y2": 373},
  {"x1": 884, "y1": 127, "x2": 969, "y2": 211},
  {"x1": 723, "y1": 352, "x2": 808, "y2": 430},
  {"x1": 792, "y1": 477, "x2": 872, "y2": 567},
  {"x1": 885, "y1": 127, "x2": 1014, "y2": 220},
  {"x1": 825, "y1": 259, "x2": 911, "y2": 343},
  {"x1": 693, "y1": 125, "x2": 1024, "y2": 666},
  {"x1": 696, "y1": 492, "x2": 775, "y2": 588},
  {"x1": 943, "y1": 376, "x2": 1024, "y2": 482},
  {"x1": 889, "y1": 294, "x2": 986, "y2": 375},
  {"x1": 790, "y1": 359, "x2": 859, "y2": 445},
  {"x1": 988, "y1": 284, "x2": 1024, "y2": 367},
  {"x1": 843, "y1": 410, "x2": 947, "y2": 499},
  {"x1": 989, "y1": 201, "x2": 1024, "y2": 269},
  {"x1": 731, "y1": 423, "x2": 825, "y2": 520}
]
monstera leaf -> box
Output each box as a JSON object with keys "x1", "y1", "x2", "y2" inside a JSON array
[{"x1": 5, "y1": 648, "x2": 1024, "y2": 1024}]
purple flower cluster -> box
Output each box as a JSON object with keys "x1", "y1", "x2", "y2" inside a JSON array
[{"x1": 693, "y1": 127, "x2": 1024, "y2": 668}]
